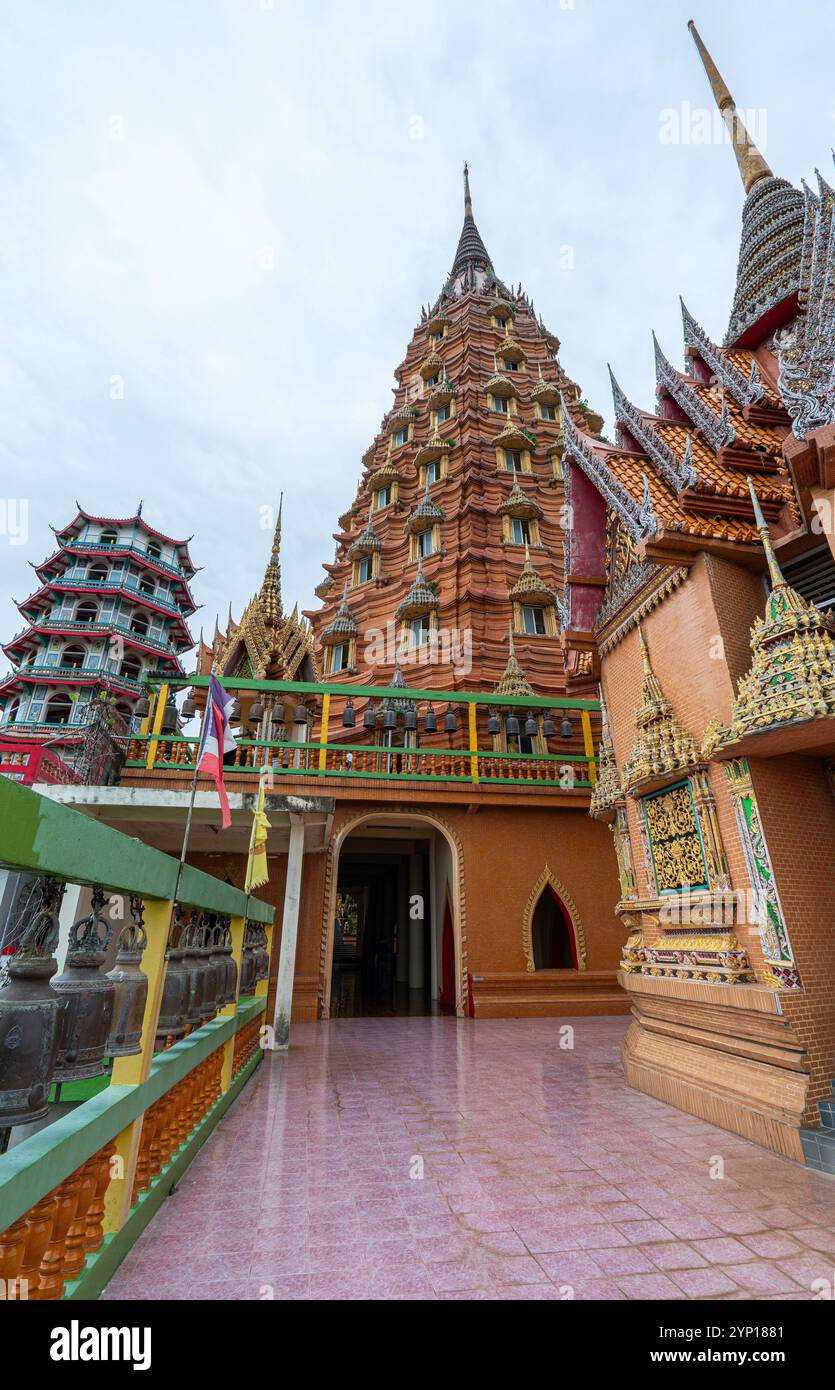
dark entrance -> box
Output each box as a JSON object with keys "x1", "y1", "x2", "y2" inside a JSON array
[{"x1": 331, "y1": 835, "x2": 437, "y2": 1017}]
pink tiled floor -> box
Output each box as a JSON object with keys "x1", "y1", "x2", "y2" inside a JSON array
[{"x1": 101, "y1": 1017, "x2": 835, "y2": 1301}]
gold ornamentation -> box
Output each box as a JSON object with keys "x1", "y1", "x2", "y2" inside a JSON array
[
  {"x1": 623, "y1": 626, "x2": 700, "y2": 791},
  {"x1": 644, "y1": 783, "x2": 709, "y2": 892},
  {"x1": 494, "y1": 622, "x2": 534, "y2": 699},
  {"x1": 590, "y1": 689, "x2": 623, "y2": 822}
]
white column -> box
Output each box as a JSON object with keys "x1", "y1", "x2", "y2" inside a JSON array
[
  {"x1": 272, "y1": 815, "x2": 305, "y2": 1050},
  {"x1": 408, "y1": 851, "x2": 424, "y2": 990}
]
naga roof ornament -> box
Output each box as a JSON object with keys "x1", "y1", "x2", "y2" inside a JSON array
[
  {"x1": 608, "y1": 363, "x2": 697, "y2": 490},
  {"x1": 652, "y1": 334, "x2": 736, "y2": 449},
  {"x1": 679, "y1": 299, "x2": 765, "y2": 408},
  {"x1": 776, "y1": 165, "x2": 835, "y2": 438},
  {"x1": 560, "y1": 395, "x2": 658, "y2": 544}
]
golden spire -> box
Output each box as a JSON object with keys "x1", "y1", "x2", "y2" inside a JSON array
[
  {"x1": 747, "y1": 476, "x2": 785, "y2": 590},
  {"x1": 259, "y1": 493, "x2": 283, "y2": 625},
  {"x1": 495, "y1": 619, "x2": 534, "y2": 698},
  {"x1": 687, "y1": 20, "x2": 773, "y2": 195}
]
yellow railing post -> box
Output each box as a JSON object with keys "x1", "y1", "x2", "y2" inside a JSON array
[
  {"x1": 146, "y1": 683, "x2": 169, "y2": 770},
  {"x1": 220, "y1": 914, "x2": 246, "y2": 1091},
  {"x1": 318, "y1": 692, "x2": 331, "y2": 771},
  {"x1": 103, "y1": 897, "x2": 173, "y2": 1235},
  {"x1": 581, "y1": 709, "x2": 597, "y2": 786},
  {"x1": 468, "y1": 703, "x2": 479, "y2": 784}
]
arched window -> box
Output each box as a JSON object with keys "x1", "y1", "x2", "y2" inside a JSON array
[
  {"x1": 45, "y1": 693, "x2": 73, "y2": 726},
  {"x1": 75, "y1": 600, "x2": 99, "y2": 623},
  {"x1": 147, "y1": 540, "x2": 162, "y2": 561},
  {"x1": 130, "y1": 612, "x2": 149, "y2": 636},
  {"x1": 62, "y1": 644, "x2": 86, "y2": 670},
  {"x1": 139, "y1": 577, "x2": 155, "y2": 596},
  {"x1": 100, "y1": 529, "x2": 118, "y2": 546},
  {"x1": 120, "y1": 655, "x2": 142, "y2": 681},
  {"x1": 87, "y1": 562, "x2": 108, "y2": 583},
  {"x1": 531, "y1": 887, "x2": 576, "y2": 970},
  {"x1": 5, "y1": 698, "x2": 20, "y2": 723}
]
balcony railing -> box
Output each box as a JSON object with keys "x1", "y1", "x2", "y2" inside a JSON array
[
  {"x1": 61, "y1": 540, "x2": 190, "y2": 583},
  {"x1": 15, "y1": 618, "x2": 184, "y2": 657},
  {"x1": 11, "y1": 662, "x2": 144, "y2": 693},
  {"x1": 129, "y1": 675, "x2": 600, "y2": 792},
  {"x1": 33, "y1": 577, "x2": 188, "y2": 620}
]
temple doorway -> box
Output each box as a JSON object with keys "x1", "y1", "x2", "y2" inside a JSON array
[{"x1": 328, "y1": 818, "x2": 460, "y2": 1018}]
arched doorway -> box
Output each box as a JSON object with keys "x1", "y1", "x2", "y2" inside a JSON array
[
  {"x1": 322, "y1": 811, "x2": 466, "y2": 1019},
  {"x1": 531, "y1": 886, "x2": 577, "y2": 969}
]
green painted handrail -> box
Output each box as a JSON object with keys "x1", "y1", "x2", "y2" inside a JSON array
[{"x1": 0, "y1": 778, "x2": 273, "y2": 923}]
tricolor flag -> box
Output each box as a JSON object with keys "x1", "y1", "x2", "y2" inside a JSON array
[
  {"x1": 245, "y1": 769, "x2": 271, "y2": 891},
  {"x1": 197, "y1": 675, "x2": 238, "y2": 830}
]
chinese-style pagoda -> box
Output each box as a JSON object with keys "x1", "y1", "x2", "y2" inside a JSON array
[{"x1": 0, "y1": 505, "x2": 196, "y2": 770}]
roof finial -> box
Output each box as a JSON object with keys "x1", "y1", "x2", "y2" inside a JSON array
[
  {"x1": 508, "y1": 618, "x2": 515, "y2": 658},
  {"x1": 463, "y1": 161, "x2": 472, "y2": 216},
  {"x1": 687, "y1": 20, "x2": 773, "y2": 195},
  {"x1": 747, "y1": 476, "x2": 785, "y2": 589}
]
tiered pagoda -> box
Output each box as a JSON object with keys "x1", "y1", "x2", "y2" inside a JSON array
[
  {"x1": 308, "y1": 165, "x2": 604, "y2": 728},
  {"x1": 0, "y1": 506, "x2": 195, "y2": 767}
]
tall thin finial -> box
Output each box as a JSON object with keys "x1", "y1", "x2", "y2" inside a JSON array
[
  {"x1": 271, "y1": 492, "x2": 283, "y2": 561},
  {"x1": 508, "y1": 618, "x2": 515, "y2": 657},
  {"x1": 638, "y1": 623, "x2": 652, "y2": 676},
  {"x1": 747, "y1": 476, "x2": 785, "y2": 589},
  {"x1": 463, "y1": 161, "x2": 472, "y2": 216},
  {"x1": 687, "y1": 20, "x2": 773, "y2": 194}
]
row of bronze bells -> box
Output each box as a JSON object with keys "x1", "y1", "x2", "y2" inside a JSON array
[
  {"x1": 0, "y1": 882, "x2": 151, "y2": 1129},
  {"x1": 239, "y1": 923, "x2": 270, "y2": 997},
  {"x1": 154, "y1": 909, "x2": 238, "y2": 1049}
]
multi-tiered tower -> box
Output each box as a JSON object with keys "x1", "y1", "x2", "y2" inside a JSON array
[
  {"x1": 308, "y1": 168, "x2": 604, "y2": 717},
  {"x1": 0, "y1": 506, "x2": 195, "y2": 765}
]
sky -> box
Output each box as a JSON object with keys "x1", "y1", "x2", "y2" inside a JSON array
[{"x1": 0, "y1": 0, "x2": 832, "y2": 667}]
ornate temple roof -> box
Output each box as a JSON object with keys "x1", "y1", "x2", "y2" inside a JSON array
[
  {"x1": 198, "y1": 502, "x2": 317, "y2": 680},
  {"x1": 508, "y1": 543, "x2": 557, "y2": 605},
  {"x1": 494, "y1": 622, "x2": 534, "y2": 699},
  {"x1": 622, "y1": 626, "x2": 700, "y2": 792},
  {"x1": 348, "y1": 506, "x2": 382, "y2": 557},
  {"x1": 496, "y1": 480, "x2": 544, "y2": 521},
  {"x1": 321, "y1": 582, "x2": 359, "y2": 644},
  {"x1": 395, "y1": 553, "x2": 438, "y2": 619},
  {"x1": 405, "y1": 480, "x2": 444, "y2": 534},
  {"x1": 688, "y1": 22, "x2": 805, "y2": 347}
]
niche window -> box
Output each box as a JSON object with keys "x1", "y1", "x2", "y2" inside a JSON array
[{"x1": 521, "y1": 605, "x2": 547, "y2": 636}]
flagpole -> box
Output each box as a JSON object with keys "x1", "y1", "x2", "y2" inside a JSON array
[{"x1": 172, "y1": 697, "x2": 210, "y2": 911}]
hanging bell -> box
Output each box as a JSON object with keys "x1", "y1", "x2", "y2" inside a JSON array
[
  {"x1": 161, "y1": 696, "x2": 178, "y2": 734},
  {"x1": 134, "y1": 690, "x2": 150, "y2": 719},
  {"x1": 180, "y1": 691, "x2": 197, "y2": 721},
  {"x1": 229, "y1": 697, "x2": 241, "y2": 722},
  {"x1": 404, "y1": 706, "x2": 417, "y2": 732},
  {"x1": 181, "y1": 916, "x2": 208, "y2": 1028},
  {"x1": 383, "y1": 701, "x2": 397, "y2": 731},
  {"x1": 208, "y1": 917, "x2": 231, "y2": 1006},
  {"x1": 52, "y1": 887, "x2": 116, "y2": 1083},
  {"x1": 506, "y1": 712, "x2": 520, "y2": 737},
  {"x1": 239, "y1": 924, "x2": 257, "y2": 997},
  {"x1": 216, "y1": 916, "x2": 237, "y2": 1004},
  {"x1": 342, "y1": 697, "x2": 356, "y2": 728},
  {"x1": 487, "y1": 708, "x2": 500, "y2": 736},
  {"x1": 249, "y1": 698, "x2": 264, "y2": 726},
  {"x1": 424, "y1": 703, "x2": 437, "y2": 733},
  {"x1": 293, "y1": 701, "x2": 308, "y2": 725},
  {"x1": 105, "y1": 896, "x2": 149, "y2": 1058},
  {"x1": 542, "y1": 712, "x2": 556, "y2": 737},
  {"x1": 560, "y1": 713, "x2": 574, "y2": 739},
  {"x1": 0, "y1": 877, "x2": 66, "y2": 1128},
  {"x1": 198, "y1": 913, "x2": 221, "y2": 1022},
  {"x1": 444, "y1": 704, "x2": 458, "y2": 733},
  {"x1": 524, "y1": 711, "x2": 537, "y2": 737},
  {"x1": 254, "y1": 926, "x2": 269, "y2": 982},
  {"x1": 155, "y1": 907, "x2": 190, "y2": 1049},
  {"x1": 363, "y1": 702, "x2": 377, "y2": 731}
]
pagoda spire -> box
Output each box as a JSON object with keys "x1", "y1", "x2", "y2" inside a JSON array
[
  {"x1": 687, "y1": 20, "x2": 773, "y2": 195},
  {"x1": 450, "y1": 162, "x2": 494, "y2": 280},
  {"x1": 747, "y1": 477, "x2": 785, "y2": 590},
  {"x1": 259, "y1": 493, "x2": 283, "y2": 626}
]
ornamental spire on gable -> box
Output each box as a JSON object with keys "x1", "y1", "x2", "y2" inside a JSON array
[{"x1": 450, "y1": 162, "x2": 494, "y2": 281}]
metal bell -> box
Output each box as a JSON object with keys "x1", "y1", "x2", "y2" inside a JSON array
[
  {"x1": 197, "y1": 914, "x2": 221, "y2": 1022},
  {"x1": 423, "y1": 703, "x2": 437, "y2": 733},
  {"x1": 404, "y1": 706, "x2": 417, "y2": 732},
  {"x1": 363, "y1": 702, "x2": 377, "y2": 731},
  {"x1": 180, "y1": 691, "x2": 197, "y2": 721},
  {"x1": 444, "y1": 704, "x2": 458, "y2": 733},
  {"x1": 383, "y1": 701, "x2": 397, "y2": 731},
  {"x1": 249, "y1": 698, "x2": 264, "y2": 725},
  {"x1": 181, "y1": 916, "x2": 208, "y2": 1028},
  {"x1": 0, "y1": 877, "x2": 66, "y2": 1128},
  {"x1": 542, "y1": 712, "x2": 556, "y2": 737},
  {"x1": 506, "y1": 712, "x2": 520, "y2": 737},
  {"x1": 293, "y1": 701, "x2": 308, "y2": 725},
  {"x1": 208, "y1": 917, "x2": 232, "y2": 1006},
  {"x1": 134, "y1": 691, "x2": 150, "y2": 719},
  {"x1": 52, "y1": 887, "x2": 116, "y2": 1083},
  {"x1": 560, "y1": 713, "x2": 574, "y2": 739},
  {"x1": 155, "y1": 908, "x2": 190, "y2": 1048},
  {"x1": 105, "y1": 896, "x2": 149, "y2": 1057},
  {"x1": 342, "y1": 698, "x2": 356, "y2": 728},
  {"x1": 487, "y1": 708, "x2": 500, "y2": 736},
  {"x1": 524, "y1": 711, "x2": 537, "y2": 737}
]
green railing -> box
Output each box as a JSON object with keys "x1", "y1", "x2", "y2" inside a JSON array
[
  {"x1": 0, "y1": 778, "x2": 274, "y2": 1301},
  {"x1": 130, "y1": 674, "x2": 600, "y2": 791}
]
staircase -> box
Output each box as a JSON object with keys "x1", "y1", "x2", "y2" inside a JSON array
[{"x1": 801, "y1": 1084, "x2": 835, "y2": 1173}]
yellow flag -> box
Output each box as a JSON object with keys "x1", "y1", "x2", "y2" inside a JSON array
[{"x1": 246, "y1": 774, "x2": 270, "y2": 890}]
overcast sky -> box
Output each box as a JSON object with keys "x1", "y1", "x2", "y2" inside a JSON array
[{"x1": 1, "y1": 0, "x2": 832, "y2": 667}]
